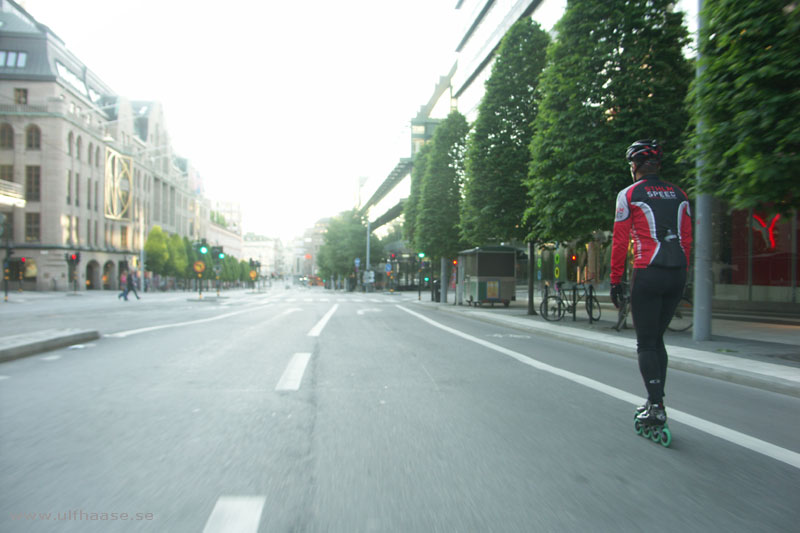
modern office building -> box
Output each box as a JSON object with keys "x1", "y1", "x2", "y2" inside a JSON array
[{"x1": 0, "y1": 0, "x2": 238, "y2": 291}]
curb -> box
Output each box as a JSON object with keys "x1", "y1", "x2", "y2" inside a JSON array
[
  {"x1": 0, "y1": 329, "x2": 101, "y2": 363},
  {"x1": 422, "y1": 303, "x2": 800, "y2": 400}
]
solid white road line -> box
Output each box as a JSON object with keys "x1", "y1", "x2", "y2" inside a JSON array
[
  {"x1": 40, "y1": 355, "x2": 61, "y2": 361},
  {"x1": 202, "y1": 496, "x2": 265, "y2": 533},
  {"x1": 106, "y1": 304, "x2": 275, "y2": 338},
  {"x1": 397, "y1": 304, "x2": 800, "y2": 471},
  {"x1": 308, "y1": 304, "x2": 339, "y2": 337},
  {"x1": 275, "y1": 353, "x2": 312, "y2": 391}
]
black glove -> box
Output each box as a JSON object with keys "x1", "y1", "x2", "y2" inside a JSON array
[{"x1": 610, "y1": 283, "x2": 622, "y2": 309}]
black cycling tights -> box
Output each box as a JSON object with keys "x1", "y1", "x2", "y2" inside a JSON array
[{"x1": 630, "y1": 267, "x2": 687, "y2": 404}]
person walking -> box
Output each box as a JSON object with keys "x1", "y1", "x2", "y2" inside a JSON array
[
  {"x1": 127, "y1": 270, "x2": 140, "y2": 300},
  {"x1": 609, "y1": 140, "x2": 692, "y2": 427},
  {"x1": 118, "y1": 271, "x2": 129, "y2": 301}
]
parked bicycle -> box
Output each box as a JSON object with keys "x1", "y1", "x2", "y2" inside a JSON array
[
  {"x1": 613, "y1": 281, "x2": 631, "y2": 331},
  {"x1": 540, "y1": 280, "x2": 601, "y2": 322},
  {"x1": 613, "y1": 282, "x2": 693, "y2": 332}
]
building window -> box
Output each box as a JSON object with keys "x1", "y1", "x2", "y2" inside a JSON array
[
  {"x1": 0, "y1": 165, "x2": 13, "y2": 182},
  {"x1": 87, "y1": 177, "x2": 91, "y2": 208},
  {"x1": 95, "y1": 146, "x2": 100, "y2": 167},
  {"x1": 25, "y1": 166, "x2": 40, "y2": 202},
  {"x1": 75, "y1": 216, "x2": 80, "y2": 244},
  {"x1": 88, "y1": 143, "x2": 93, "y2": 164},
  {"x1": 14, "y1": 88, "x2": 27, "y2": 105},
  {"x1": 94, "y1": 220, "x2": 98, "y2": 246},
  {"x1": 75, "y1": 173, "x2": 80, "y2": 206},
  {"x1": 67, "y1": 131, "x2": 73, "y2": 156},
  {"x1": 121, "y1": 226, "x2": 128, "y2": 249},
  {"x1": 25, "y1": 125, "x2": 40, "y2": 150},
  {"x1": 0, "y1": 124, "x2": 13, "y2": 149},
  {"x1": 2, "y1": 212, "x2": 13, "y2": 242},
  {"x1": 87, "y1": 219, "x2": 91, "y2": 245},
  {"x1": 25, "y1": 213, "x2": 40, "y2": 242},
  {"x1": 67, "y1": 170, "x2": 72, "y2": 204},
  {"x1": 94, "y1": 181, "x2": 98, "y2": 211},
  {"x1": 76, "y1": 136, "x2": 82, "y2": 161},
  {"x1": 0, "y1": 51, "x2": 27, "y2": 68}
]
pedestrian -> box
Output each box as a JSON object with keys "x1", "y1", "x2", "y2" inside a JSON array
[
  {"x1": 609, "y1": 140, "x2": 692, "y2": 428},
  {"x1": 118, "y1": 271, "x2": 129, "y2": 301},
  {"x1": 127, "y1": 270, "x2": 140, "y2": 300}
]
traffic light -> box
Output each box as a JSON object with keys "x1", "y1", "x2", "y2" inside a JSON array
[
  {"x1": 418, "y1": 252, "x2": 425, "y2": 258},
  {"x1": 210, "y1": 246, "x2": 224, "y2": 261},
  {"x1": 20, "y1": 257, "x2": 26, "y2": 264},
  {"x1": 199, "y1": 244, "x2": 208, "y2": 254},
  {"x1": 452, "y1": 259, "x2": 458, "y2": 266},
  {"x1": 390, "y1": 253, "x2": 396, "y2": 260}
]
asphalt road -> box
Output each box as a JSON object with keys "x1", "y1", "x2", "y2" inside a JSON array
[{"x1": 1, "y1": 287, "x2": 798, "y2": 532}]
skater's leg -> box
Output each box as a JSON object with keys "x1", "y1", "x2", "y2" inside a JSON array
[{"x1": 631, "y1": 269, "x2": 665, "y2": 404}]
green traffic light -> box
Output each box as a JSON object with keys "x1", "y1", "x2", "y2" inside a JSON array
[
  {"x1": 218, "y1": 252, "x2": 225, "y2": 259},
  {"x1": 200, "y1": 246, "x2": 208, "y2": 254},
  {"x1": 424, "y1": 276, "x2": 430, "y2": 282},
  {"x1": 418, "y1": 252, "x2": 425, "y2": 258}
]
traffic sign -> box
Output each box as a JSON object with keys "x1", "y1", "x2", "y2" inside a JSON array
[
  {"x1": 249, "y1": 270, "x2": 258, "y2": 280},
  {"x1": 354, "y1": 257, "x2": 361, "y2": 267},
  {"x1": 385, "y1": 263, "x2": 392, "y2": 273},
  {"x1": 193, "y1": 260, "x2": 205, "y2": 273}
]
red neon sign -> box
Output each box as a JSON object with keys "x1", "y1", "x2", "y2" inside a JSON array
[{"x1": 752, "y1": 214, "x2": 781, "y2": 249}]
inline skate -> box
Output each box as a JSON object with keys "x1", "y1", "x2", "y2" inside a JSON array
[{"x1": 633, "y1": 401, "x2": 671, "y2": 447}]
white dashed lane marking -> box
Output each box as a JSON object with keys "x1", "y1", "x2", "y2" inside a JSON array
[
  {"x1": 275, "y1": 353, "x2": 312, "y2": 391},
  {"x1": 202, "y1": 496, "x2": 265, "y2": 533}
]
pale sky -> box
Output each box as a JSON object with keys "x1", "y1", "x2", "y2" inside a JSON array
[
  {"x1": 18, "y1": 0, "x2": 697, "y2": 242},
  {"x1": 19, "y1": 0, "x2": 461, "y2": 241}
]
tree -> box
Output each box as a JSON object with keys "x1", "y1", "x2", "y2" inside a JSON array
[
  {"x1": 143, "y1": 226, "x2": 169, "y2": 275},
  {"x1": 525, "y1": 0, "x2": 692, "y2": 244},
  {"x1": 461, "y1": 18, "x2": 550, "y2": 246},
  {"x1": 416, "y1": 110, "x2": 470, "y2": 260},
  {"x1": 316, "y1": 209, "x2": 381, "y2": 280},
  {"x1": 403, "y1": 142, "x2": 432, "y2": 249},
  {"x1": 167, "y1": 233, "x2": 188, "y2": 279},
  {"x1": 686, "y1": 0, "x2": 800, "y2": 213}
]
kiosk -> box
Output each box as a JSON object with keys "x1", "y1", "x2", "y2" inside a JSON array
[{"x1": 459, "y1": 246, "x2": 517, "y2": 307}]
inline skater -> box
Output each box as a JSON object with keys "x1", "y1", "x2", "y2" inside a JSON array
[{"x1": 610, "y1": 140, "x2": 692, "y2": 429}]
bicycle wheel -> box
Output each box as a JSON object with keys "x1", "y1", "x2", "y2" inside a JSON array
[
  {"x1": 541, "y1": 295, "x2": 565, "y2": 321},
  {"x1": 667, "y1": 297, "x2": 693, "y2": 332},
  {"x1": 613, "y1": 300, "x2": 629, "y2": 331},
  {"x1": 585, "y1": 294, "x2": 601, "y2": 321}
]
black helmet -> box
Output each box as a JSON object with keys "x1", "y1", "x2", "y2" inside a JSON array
[{"x1": 625, "y1": 139, "x2": 662, "y2": 164}]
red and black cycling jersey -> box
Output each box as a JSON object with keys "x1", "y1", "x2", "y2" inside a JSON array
[{"x1": 610, "y1": 175, "x2": 692, "y2": 285}]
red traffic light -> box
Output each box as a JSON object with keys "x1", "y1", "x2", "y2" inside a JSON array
[
  {"x1": 390, "y1": 253, "x2": 396, "y2": 259},
  {"x1": 20, "y1": 257, "x2": 26, "y2": 263},
  {"x1": 452, "y1": 259, "x2": 458, "y2": 265},
  {"x1": 71, "y1": 254, "x2": 77, "y2": 261},
  {"x1": 571, "y1": 255, "x2": 577, "y2": 261}
]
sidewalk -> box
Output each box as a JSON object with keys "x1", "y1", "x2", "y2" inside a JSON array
[{"x1": 410, "y1": 294, "x2": 800, "y2": 399}]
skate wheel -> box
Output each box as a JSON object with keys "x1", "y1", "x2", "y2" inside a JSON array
[
  {"x1": 659, "y1": 427, "x2": 672, "y2": 447},
  {"x1": 650, "y1": 427, "x2": 661, "y2": 442},
  {"x1": 642, "y1": 425, "x2": 652, "y2": 439},
  {"x1": 634, "y1": 419, "x2": 643, "y2": 435}
]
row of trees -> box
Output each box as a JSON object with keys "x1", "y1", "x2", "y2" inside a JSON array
[
  {"x1": 143, "y1": 226, "x2": 253, "y2": 285},
  {"x1": 314, "y1": 1, "x2": 797, "y2": 285},
  {"x1": 403, "y1": 0, "x2": 797, "y2": 265}
]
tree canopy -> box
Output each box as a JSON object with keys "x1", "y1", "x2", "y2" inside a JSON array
[
  {"x1": 403, "y1": 141, "x2": 432, "y2": 250},
  {"x1": 686, "y1": 0, "x2": 800, "y2": 213},
  {"x1": 415, "y1": 110, "x2": 470, "y2": 259},
  {"x1": 144, "y1": 226, "x2": 169, "y2": 275},
  {"x1": 525, "y1": 0, "x2": 692, "y2": 244},
  {"x1": 461, "y1": 18, "x2": 550, "y2": 246},
  {"x1": 316, "y1": 209, "x2": 382, "y2": 280}
]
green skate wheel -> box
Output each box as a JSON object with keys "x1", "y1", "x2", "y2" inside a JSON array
[
  {"x1": 642, "y1": 425, "x2": 652, "y2": 439},
  {"x1": 634, "y1": 419, "x2": 643, "y2": 435},
  {"x1": 650, "y1": 427, "x2": 661, "y2": 442},
  {"x1": 659, "y1": 427, "x2": 672, "y2": 447}
]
